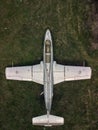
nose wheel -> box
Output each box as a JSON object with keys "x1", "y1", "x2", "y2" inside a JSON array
[{"x1": 40, "y1": 91, "x2": 44, "y2": 96}]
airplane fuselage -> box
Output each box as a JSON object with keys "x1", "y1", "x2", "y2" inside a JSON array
[
  {"x1": 5, "y1": 29, "x2": 91, "y2": 126},
  {"x1": 43, "y1": 30, "x2": 53, "y2": 113}
]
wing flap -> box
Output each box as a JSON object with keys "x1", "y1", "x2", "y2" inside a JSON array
[{"x1": 33, "y1": 64, "x2": 43, "y2": 84}]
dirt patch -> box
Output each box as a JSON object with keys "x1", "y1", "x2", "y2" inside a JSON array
[
  {"x1": 92, "y1": 14, "x2": 98, "y2": 42},
  {"x1": 91, "y1": 42, "x2": 98, "y2": 50},
  {"x1": 88, "y1": 1, "x2": 98, "y2": 50}
]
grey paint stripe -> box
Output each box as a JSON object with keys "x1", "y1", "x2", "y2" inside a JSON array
[
  {"x1": 31, "y1": 66, "x2": 33, "y2": 79},
  {"x1": 64, "y1": 66, "x2": 65, "y2": 81}
]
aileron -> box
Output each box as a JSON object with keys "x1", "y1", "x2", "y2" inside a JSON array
[
  {"x1": 6, "y1": 66, "x2": 32, "y2": 81},
  {"x1": 53, "y1": 63, "x2": 91, "y2": 84},
  {"x1": 6, "y1": 63, "x2": 43, "y2": 84}
]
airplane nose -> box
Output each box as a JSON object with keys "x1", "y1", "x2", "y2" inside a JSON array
[
  {"x1": 45, "y1": 29, "x2": 51, "y2": 41},
  {"x1": 46, "y1": 29, "x2": 50, "y2": 35}
]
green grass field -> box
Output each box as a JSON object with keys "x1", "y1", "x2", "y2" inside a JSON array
[{"x1": 0, "y1": 0, "x2": 98, "y2": 130}]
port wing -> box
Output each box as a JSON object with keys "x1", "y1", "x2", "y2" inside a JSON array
[
  {"x1": 53, "y1": 62, "x2": 92, "y2": 85},
  {"x1": 5, "y1": 62, "x2": 43, "y2": 84}
]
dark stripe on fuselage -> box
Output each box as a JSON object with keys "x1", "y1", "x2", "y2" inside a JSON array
[{"x1": 44, "y1": 37, "x2": 53, "y2": 112}]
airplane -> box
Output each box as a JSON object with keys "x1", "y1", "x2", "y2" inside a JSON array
[{"x1": 5, "y1": 29, "x2": 92, "y2": 127}]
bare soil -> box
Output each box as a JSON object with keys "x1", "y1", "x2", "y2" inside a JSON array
[{"x1": 90, "y1": 1, "x2": 98, "y2": 50}]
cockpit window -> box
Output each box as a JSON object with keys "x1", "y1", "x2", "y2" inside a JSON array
[
  {"x1": 45, "y1": 40, "x2": 51, "y2": 63},
  {"x1": 45, "y1": 40, "x2": 51, "y2": 53}
]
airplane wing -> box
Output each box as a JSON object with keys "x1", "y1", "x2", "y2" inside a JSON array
[
  {"x1": 53, "y1": 62, "x2": 92, "y2": 85},
  {"x1": 5, "y1": 62, "x2": 43, "y2": 85}
]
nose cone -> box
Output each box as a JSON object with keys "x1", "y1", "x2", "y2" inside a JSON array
[{"x1": 45, "y1": 29, "x2": 52, "y2": 41}]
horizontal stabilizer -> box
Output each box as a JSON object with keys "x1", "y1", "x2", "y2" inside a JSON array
[{"x1": 32, "y1": 114, "x2": 64, "y2": 127}]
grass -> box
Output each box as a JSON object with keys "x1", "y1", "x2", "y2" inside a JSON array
[{"x1": 0, "y1": 0, "x2": 98, "y2": 130}]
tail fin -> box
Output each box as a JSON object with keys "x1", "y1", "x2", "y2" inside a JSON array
[{"x1": 32, "y1": 114, "x2": 64, "y2": 127}]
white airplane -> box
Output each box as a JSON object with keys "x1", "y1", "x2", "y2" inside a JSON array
[{"x1": 5, "y1": 29, "x2": 92, "y2": 127}]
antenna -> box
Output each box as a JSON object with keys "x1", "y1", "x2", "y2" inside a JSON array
[
  {"x1": 12, "y1": 61, "x2": 13, "y2": 67},
  {"x1": 43, "y1": 127, "x2": 46, "y2": 130},
  {"x1": 83, "y1": 61, "x2": 85, "y2": 66}
]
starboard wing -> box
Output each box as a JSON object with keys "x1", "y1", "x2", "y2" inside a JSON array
[
  {"x1": 5, "y1": 62, "x2": 43, "y2": 84},
  {"x1": 53, "y1": 62, "x2": 92, "y2": 85}
]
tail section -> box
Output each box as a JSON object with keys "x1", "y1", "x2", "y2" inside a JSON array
[{"x1": 32, "y1": 114, "x2": 64, "y2": 127}]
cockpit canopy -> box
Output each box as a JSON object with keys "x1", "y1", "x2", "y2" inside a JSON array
[{"x1": 45, "y1": 40, "x2": 51, "y2": 63}]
